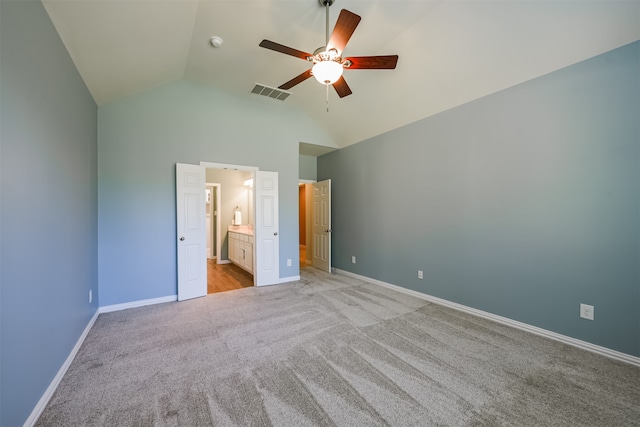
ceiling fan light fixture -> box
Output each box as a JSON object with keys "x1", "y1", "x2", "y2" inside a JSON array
[
  {"x1": 312, "y1": 60, "x2": 343, "y2": 85},
  {"x1": 258, "y1": 2, "x2": 397, "y2": 99}
]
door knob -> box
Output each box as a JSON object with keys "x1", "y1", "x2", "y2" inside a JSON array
[
  {"x1": 325, "y1": 229, "x2": 332, "y2": 233},
  {"x1": 180, "y1": 236, "x2": 185, "y2": 241},
  {"x1": 273, "y1": 232, "x2": 278, "y2": 236}
]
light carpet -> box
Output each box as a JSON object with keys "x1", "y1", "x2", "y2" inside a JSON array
[{"x1": 37, "y1": 268, "x2": 640, "y2": 426}]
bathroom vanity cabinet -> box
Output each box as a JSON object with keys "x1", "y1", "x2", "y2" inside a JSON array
[{"x1": 228, "y1": 228, "x2": 254, "y2": 274}]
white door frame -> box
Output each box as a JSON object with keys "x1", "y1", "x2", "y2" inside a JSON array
[
  {"x1": 206, "y1": 182, "x2": 221, "y2": 263},
  {"x1": 299, "y1": 180, "x2": 316, "y2": 267},
  {"x1": 201, "y1": 162, "x2": 258, "y2": 173}
]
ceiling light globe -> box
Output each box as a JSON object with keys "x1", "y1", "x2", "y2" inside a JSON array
[{"x1": 312, "y1": 60, "x2": 343, "y2": 85}]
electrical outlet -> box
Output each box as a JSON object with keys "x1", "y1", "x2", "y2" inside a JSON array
[
  {"x1": 287, "y1": 258, "x2": 292, "y2": 267},
  {"x1": 580, "y1": 303, "x2": 594, "y2": 320},
  {"x1": 89, "y1": 289, "x2": 92, "y2": 304},
  {"x1": 418, "y1": 270, "x2": 423, "y2": 279},
  {"x1": 351, "y1": 256, "x2": 356, "y2": 264}
]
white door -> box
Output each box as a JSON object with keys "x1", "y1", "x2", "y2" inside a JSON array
[
  {"x1": 254, "y1": 171, "x2": 279, "y2": 286},
  {"x1": 312, "y1": 179, "x2": 331, "y2": 272},
  {"x1": 176, "y1": 163, "x2": 207, "y2": 301}
]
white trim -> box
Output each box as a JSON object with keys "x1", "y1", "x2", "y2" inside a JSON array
[
  {"x1": 24, "y1": 310, "x2": 100, "y2": 427},
  {"x1": 298, "y1": 179, "x2": 316, "y2": 184},
  {"x1": 279, "y1": 275, "x2": 301, "y2": 284},
  {"x1": 255, "y1": 277, "x2": 298, "y2": 287},
  {"x1": 99, "y1": 295, "x2": 177, "y2": 314},
  {"x1": 200, "y1": 161, "x2": 258, "y2": 172},
  {"x1": 335, "y1": 269, "x2": 640, "y2": 368},
  {"x1": 217, "y1": 259, "x2": 232, "y2": 265},
  {"x1": 205, "y1": 182, "x2": 222, "y2": 264},
  {"x1": 215, "y1": 182, "x2": 222, "y2": 264}
]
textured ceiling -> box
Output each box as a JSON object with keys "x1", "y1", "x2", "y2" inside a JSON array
[{"x1": 42, "y1": 0, "x2": 640, "y2": 149}]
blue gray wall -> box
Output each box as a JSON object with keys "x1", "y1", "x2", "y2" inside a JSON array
[
  {"x1": 0, "y1": 1, "x2": 99, "y2": 425},
  {"x1": 318, "y1": 41, "x2": 640, "y2": 357},
  {"x1": 98, "y1": 81, "x2": 334, "y2": 306},
  {"x1": 299, "y1": 154, "x2": 317, "y2": 181}
]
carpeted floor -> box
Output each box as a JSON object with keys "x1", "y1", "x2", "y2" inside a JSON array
[{"x1": 37, "y1": 268, "x2": 640, "y2": 426}]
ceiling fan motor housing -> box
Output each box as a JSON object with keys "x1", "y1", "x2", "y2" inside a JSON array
[{"x1": 318, "y1": 0, "x2": 335, "y2": 6}]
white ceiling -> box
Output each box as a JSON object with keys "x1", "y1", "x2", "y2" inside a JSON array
[{"x1": 42, "y1": 0, "x2": 640, "y2": 149}]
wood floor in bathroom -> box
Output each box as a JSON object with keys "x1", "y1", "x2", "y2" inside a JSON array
[
  {"x1": 208, "y1": 246, "x2": 309, "y2": 294},
  {"x1": 207, "y1": 259, "x2": 253, "y2": 294}
]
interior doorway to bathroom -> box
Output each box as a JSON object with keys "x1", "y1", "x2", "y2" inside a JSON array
[
  {"x1": 177, "y1": 162, "x2": 280, "y2": 300},
  {"x1": 205, "y1": 167, "x2": 254, "y2": 294},
  {"x1": 206, "y1": 182, "x2": 253, "y2": 293}
]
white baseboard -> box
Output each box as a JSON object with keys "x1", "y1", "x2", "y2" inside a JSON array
[
  {"x1": 279, "y1": 275, "x2": 300, "y2": 284},
  {"x1": 99, "y1": 295, "x2": 177, "y2": 313},
  {"x1": 258, "y1": 275, "x2": 301, "y2": 286},
  {"x1": 217, "y1": 260, "x2": 232, "y2": 265},
  {"x1": 335, "y1": 269, "x2": 640, "y2": 368},
  {"x1": 24, "y1": 309, "x2": 100, "y2": 427}
]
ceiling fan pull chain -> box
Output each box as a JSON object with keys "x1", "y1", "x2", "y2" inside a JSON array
[{"x1": 326, "y1": 83, "x2": 330, "y2": 112}]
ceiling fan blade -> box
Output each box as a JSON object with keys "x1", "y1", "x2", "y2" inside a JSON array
[
  {"x1": 279, "y1": 69, "x2": 313, "y2": 90},
  {"x1": 259, "y1": 40, "x2": 312, "y2": 61},
  {"x1": 327, "y1": 9, "x2": 361, "y2": 54},
  {"x1": 344, "y1": 55, "x2": 399, "y2": 69},
  {"x1": 332, "y1": 76, "x2": 352, "y2": 98}
]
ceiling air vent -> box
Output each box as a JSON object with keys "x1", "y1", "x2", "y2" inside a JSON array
[{"x1": 250, "y1": 83, "x2": 291, "y2": 101}]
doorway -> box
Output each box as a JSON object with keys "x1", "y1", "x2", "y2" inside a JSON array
[
  {"x1": 298, "y1": 179, "x2": 331, "y2": 273},
  {"x1": 176, "y1": 162, "x2": 280, "y2": 301},
  {"x1": 206, "y1": 179, "x2": 253, "y2": 294},
  {"x1": 205, "y1": 167, "x2": 254, "y2": 293},
  {"x1": 299, "y1": 183, "x2": 310, "y2": 269}
]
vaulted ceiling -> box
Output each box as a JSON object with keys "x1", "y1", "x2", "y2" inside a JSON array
[{"x1": 42, "y1": 0, "x2": 639, "y2": 149}]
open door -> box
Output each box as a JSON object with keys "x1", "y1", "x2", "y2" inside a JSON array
[
  {"x1": 254, "y1": 171, "x2": 279, "y2": 286},
  {"x1": 176, "y1": 163, "x2": 207, "y2": 300},
  {"x1": 312, "y1": 179, "x2": 331, "y2": 272}
]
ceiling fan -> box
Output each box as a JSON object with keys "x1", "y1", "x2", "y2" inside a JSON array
[{"x1": 259, "y1": 0, "x2": 398, "y2": 99}]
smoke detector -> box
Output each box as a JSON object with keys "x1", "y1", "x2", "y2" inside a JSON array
[{"x1": 209, "y1": 36, "x2": 223, "y2": 48}]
